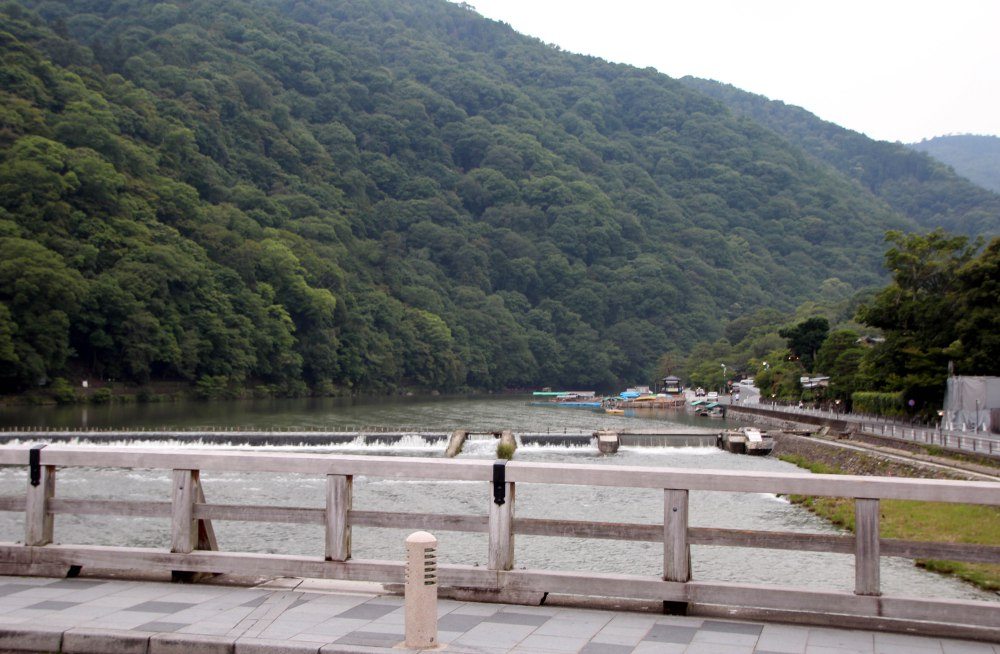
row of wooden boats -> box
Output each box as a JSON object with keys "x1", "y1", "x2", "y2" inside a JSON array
[
  {"x1": 689, "y1": 397, "x2": 725, "y2": 418},
  {"x1": 530, "y1": 388, "x2": 687, "y2": 413}
]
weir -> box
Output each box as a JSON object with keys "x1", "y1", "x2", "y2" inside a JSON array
[{"x1": 0, "y1": 428, "x2": 718, "y2": 449}]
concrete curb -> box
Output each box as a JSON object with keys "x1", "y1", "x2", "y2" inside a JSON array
[
  {"x1": 0, "y1": 626, "x2": 417, "y2": 654},
  {"x1": 63, "y1": 628, "x2": 155, "y2": 654},
  {"x1": 0, "y1": 625, "x2": 64, "y2": 652}
]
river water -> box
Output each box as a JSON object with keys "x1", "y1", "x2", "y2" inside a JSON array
[{"x1": 0, "y1": 395, "x2": 994, "y2": 602}]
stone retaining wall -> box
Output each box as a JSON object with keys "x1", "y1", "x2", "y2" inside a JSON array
[{"x1": 772, "y1": 433, "x2": 967, "y2": 480}]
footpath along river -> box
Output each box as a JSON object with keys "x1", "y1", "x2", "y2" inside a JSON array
[{"x1": 0, "y1": 394, "x2": 995, "y2": 602}]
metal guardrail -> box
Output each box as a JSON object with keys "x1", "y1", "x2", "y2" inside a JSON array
[{"x1": 734, "y1": 403, "x2": 999, "y2": 457}]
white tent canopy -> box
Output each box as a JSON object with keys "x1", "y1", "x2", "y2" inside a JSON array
[{"x1": 942, "y1": 376, "x2": 1000, "y2": 433}]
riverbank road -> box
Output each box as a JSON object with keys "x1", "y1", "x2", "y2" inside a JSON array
[{"x1": 0, "y1": 575, "x2": 996, "y2": 654}]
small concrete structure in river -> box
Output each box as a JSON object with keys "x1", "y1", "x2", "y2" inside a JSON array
[
  {"x1": 444, "y1": 429, "x2": 469, "y2": 457},
  {"x1": 718, "y1": 427, "x2": 775, "y2": 455},
  {"x1": 497, "y1": 429, "x2": 517, "y2": 457},
  {"x1": 596, "y1": 430, "x2": 620, "y2": 454}
]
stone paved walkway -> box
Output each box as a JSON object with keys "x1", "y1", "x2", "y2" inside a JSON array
[{"x1": 0, "y1": 575, "x2": 996, "y2": 653}]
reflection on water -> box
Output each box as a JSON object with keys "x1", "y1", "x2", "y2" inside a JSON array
[
  {"x1": 0, "y1": 397, "x2": 994, "y2": 602},
  {"x1": 0, "y1": 394, "x2": 723, "y2": 432}
]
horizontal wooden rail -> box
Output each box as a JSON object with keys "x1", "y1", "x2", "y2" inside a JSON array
[
  {"x1": 0, "y1": 444, "x2": 997, "y2": 636},
  {"x1": 21, "y1": 498, "x2": 1000, "y2": 566},
  {"x1": 49, "y1": 498, "x2": 171, "y2": 518},
  {"x1": 0, "y1": 445, "x2": 997, "y2": 503}
]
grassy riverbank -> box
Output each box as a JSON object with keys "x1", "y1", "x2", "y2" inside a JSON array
[{"x1": 780, "y1": 452, "x2": 1000, "y2": 592}]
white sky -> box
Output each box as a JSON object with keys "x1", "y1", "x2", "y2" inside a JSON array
[{"x1": 463, "y1": 0, "x2": 1000, "y2": 143}]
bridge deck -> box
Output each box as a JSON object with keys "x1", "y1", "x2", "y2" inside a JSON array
[{"x1": 0, "y1": 574, "x2": 994, "y2": 654}]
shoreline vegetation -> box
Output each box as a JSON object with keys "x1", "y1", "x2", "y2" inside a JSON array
[
  {"x1": 0, "y1": 379, "x2": 346, "y2": 406},
  {"x1": 778, "y1": 451, "x2": 1000, "y2": 593},
  {"x1": 0, "y1": 377, "x2": 504, "y2": 407}
]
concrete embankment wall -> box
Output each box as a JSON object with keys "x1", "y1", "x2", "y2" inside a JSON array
[
  {"x1": 772, "y1": 433, "x2": 968, "y2": 481},
  {"x1": 730, "y1": 405, "x2": 851, "y2": 432},
  {"x1": 732, "y1": 406, "x2": 998, "y2": 476}
]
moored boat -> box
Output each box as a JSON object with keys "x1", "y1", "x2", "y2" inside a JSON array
[
  {"x1": 603, "y1": 386, "x2": 686, "y2": 411},
  {"x1": 690, "y1": 398, "x2": 725, "y2": 417},
  {"x1": 530, "y1": 391, "x2": 602, "y2": 409}
]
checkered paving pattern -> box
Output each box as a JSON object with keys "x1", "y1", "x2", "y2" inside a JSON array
[{"x1": 0, "y1": 576, "x2": 996, "y2": 653}]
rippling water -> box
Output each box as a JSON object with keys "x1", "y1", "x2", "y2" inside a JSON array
[{"x1": 0, "y1": 396, "x2": 994, "y2": 602}]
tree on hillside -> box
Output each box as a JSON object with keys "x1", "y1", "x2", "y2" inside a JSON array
[
  {"x1": 0, "y1": 238, "x2": 86, "y2": 389},
  {"x1": 952, "y1": 237, "x2": 1000, "y2": 374},
  {"x1": 855, "y1": 230, "x2": 983, "y2": 411},
  {"x1": 3, "y1": 0, "x2": 994, "y2": 399},
  {"x1": 813, "y1": 329, "x2": 866, "y2": 405},
  {"x1": 778, "y1": 317, "x2": 829, "y2": 373}
]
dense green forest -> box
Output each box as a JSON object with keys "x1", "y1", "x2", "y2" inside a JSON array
[
  {"x1": 910, "y1": 134, "x2": 1000, "y2": 195},
  {"x1": 681, "y1": 78, "x2": 1000, "y2": 238},
  {"x1": 0, "y1": 0, "x2": 993, "y2": 398}
]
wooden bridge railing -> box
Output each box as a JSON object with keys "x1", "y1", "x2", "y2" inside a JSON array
[{"x1": 0, "y1": 445, "x2": 998, "y2": 636}]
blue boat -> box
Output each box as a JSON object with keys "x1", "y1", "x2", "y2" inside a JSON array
[{"x1": 529, "y1": 391, "x2": 602, "y2": 409}]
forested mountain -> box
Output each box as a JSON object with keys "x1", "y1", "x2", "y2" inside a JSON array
[
  {"x1": 0, "y1": 0, "x2": 962, "y2": 396},
  {"x1": 910, "y1": 135, "x2": 1000, "y2": 194},
  {"x1": 681, "y1": 78, "x2": 1000, "y2": 238}
]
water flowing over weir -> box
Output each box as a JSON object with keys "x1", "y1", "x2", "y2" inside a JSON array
[
  {"x1": 0, "y1": 428, "x2": 719, "y2": 449},
  {"x1": 0, "y1": 396, "x2": 996, "y2": 609}
]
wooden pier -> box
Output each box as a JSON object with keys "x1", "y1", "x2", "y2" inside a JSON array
[{"x1": 0, "y1": 444, "x2": 997, "y2": 640}]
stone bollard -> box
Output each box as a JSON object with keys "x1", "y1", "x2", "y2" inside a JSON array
[{"x1": 405, "y1": 531, "x2": 438, "y2": 648}]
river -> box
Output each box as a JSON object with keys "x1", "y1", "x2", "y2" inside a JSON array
[{"x1": 0, "y1": 395, "x2": 994, "y2": 602}]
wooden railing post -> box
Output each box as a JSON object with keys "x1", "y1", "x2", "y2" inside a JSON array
[
  {"x1": 488, "y1": 475, "x2": 514, "y2": 572},
  {"x1": 25, "y1": 463, "x2": 55, "y2": 547},
  {"x1": 663, "y1": 489, "x2": 690, "y2": 614},
  {"x1": 326, "y1": 474, "x2": 352, "y2": 561},
  {"x1": 170, "y1": 469, "x2": 198, "y2": 554},
  {"x1": 194, "y1": 482, "x2": 218, "y2": 552},
  {"x1": 854, "y1": 498, "x2": 880, "y2": 596},
  {"x1": 171, "y1": 469, "x2": 219, "y2": 582}
]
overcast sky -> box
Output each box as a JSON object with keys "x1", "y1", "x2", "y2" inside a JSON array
[{"x1": 463, "y1": 0, "x2": 1000, "y2": 144}]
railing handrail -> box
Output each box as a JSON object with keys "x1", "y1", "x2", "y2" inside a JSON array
[
  {"x1": 1, "y1": 443, "x2": 998, "y2": 637},
  {"x1": 0, "y1": 444, "x2": 997, "y2": 504}
]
